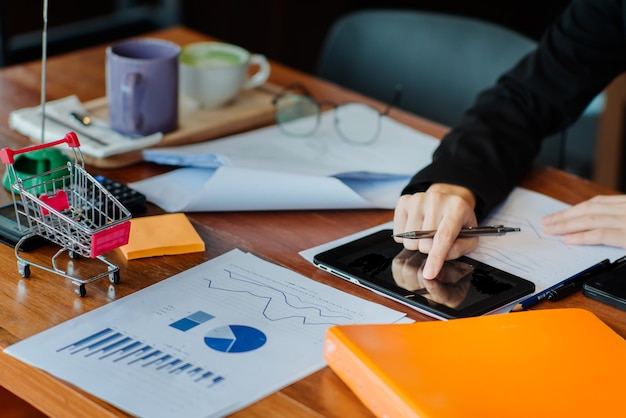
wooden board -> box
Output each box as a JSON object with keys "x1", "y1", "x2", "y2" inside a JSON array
[{"x1": 81, "y1": 83, "x2": 281, "y2": 169}]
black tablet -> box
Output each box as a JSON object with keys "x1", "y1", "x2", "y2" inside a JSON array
[{"x1": 313, "y1": 229, "x2": 535, "y2": 319}]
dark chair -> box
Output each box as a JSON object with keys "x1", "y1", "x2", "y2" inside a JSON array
[
  {"x1": 316, "y1": 9, "x2": 603, "y2": 178},
  {"x1": 316, "y1": 10, "x2": 537, "y2": 128}
]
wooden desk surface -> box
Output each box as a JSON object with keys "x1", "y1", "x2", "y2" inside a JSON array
[{"x1": 0, "y1": 26, "x2": 624, "y2": 418}]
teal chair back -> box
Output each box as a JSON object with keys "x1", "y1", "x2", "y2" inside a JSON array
[{"x1": 316, "y1": 10, "x2": 537, "y2": 127}]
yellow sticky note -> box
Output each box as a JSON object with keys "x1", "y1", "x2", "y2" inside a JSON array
[{"x1": 118, "y1": 213, "x2": 205, "y2": 260}]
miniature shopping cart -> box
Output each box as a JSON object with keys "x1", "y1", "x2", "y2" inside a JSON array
[{"x1": 0, "y1": 132, "x2": 131, "y2": 297}]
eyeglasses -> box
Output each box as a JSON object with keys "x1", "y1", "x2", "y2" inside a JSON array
[{"x1": 272, "y1": 82, "x2": 402, "y2": 145}]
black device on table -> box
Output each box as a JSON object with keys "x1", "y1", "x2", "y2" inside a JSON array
[
  {"x1": 0, "y1": 201, "x2": 48, "y2": 250},
  {"x1": 0, "y1": 176, "x2": 146, "y2": 250},
  {"x1": 92, "y1": 175, "x2": 146, "y2": 215},
  {"x1": 313, "y1": 229, "x2": 535, "y2": 319},
  {"x1": 583, "y1": 256, "x2": 626, "y2": 311}
]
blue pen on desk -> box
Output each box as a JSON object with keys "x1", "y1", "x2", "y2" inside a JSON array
[{"x1": 511, "y1": 258, "x2": 611, "y2": 312}]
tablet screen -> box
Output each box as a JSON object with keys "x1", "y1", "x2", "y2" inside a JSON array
[{"x1": 314, "y1": 229, "x2": 535, "y2": 319}]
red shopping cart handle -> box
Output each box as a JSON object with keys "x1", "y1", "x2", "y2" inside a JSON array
[{"x1": 0, "y1": 131, "x2": 81, "y2": 165}]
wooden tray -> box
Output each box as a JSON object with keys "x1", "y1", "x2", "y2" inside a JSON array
[{"x1": 81, "y1": 83, "x2": 281, "y2": 168}]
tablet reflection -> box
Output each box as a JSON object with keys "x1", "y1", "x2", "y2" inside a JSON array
[{"x1": 391, "y1": 249, "x2": 473, "y2": 308}]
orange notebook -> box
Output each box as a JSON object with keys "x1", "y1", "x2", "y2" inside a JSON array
[{"x1": 324, "y1": 309, "x2": 626, "y2": 418}]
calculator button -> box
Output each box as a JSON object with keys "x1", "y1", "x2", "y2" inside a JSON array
[{"x1": 93, "y1": 175, "x2": 146, "y2": 213}]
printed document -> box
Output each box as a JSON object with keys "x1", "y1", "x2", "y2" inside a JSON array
[{"x1": 4, "y1": 249, "x2": 406, "y2": 418}]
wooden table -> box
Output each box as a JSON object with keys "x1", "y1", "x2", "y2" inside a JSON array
[{"x1": 0, "y1": 26, "x2": 624, "y2": 418}]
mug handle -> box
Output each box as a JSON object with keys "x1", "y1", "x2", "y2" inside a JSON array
[
  {"x1": 122, "y1": 72, "x2": 144, "y2": 133},
  {"x1": 242, "y1": 54, "x2": 270, "y2": 90}
]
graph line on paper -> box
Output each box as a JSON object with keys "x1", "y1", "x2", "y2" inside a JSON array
[
  {"x1": 466, "y1": 200, "x2": 626, "y2": 292},
  {"x1": 470, "y1": 212, "x2": 579, "y2": 277},
  {"x1": 201, "y1": 269, "x2": 356, "y2": 326}
]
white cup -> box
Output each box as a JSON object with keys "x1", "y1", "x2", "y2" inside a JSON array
[{"x1": 179, "y1": 42, "x2": 271, "y2": 109}]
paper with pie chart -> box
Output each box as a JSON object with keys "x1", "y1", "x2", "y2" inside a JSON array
[{"x1": 4, "y1": 249, "x2": 406, "y2": 418}]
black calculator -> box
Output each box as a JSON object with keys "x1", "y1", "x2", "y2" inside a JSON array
[
  {"x1": 94, "y1": 175, "x2": 147, "y2": 214},
  {"x1": 0, "y1": 176, "x2": 146, "y2": 251}
]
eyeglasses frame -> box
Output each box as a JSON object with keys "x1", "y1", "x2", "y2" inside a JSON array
[{"x1": 271, "y1": 81, "x2": 403, "y2": 145}]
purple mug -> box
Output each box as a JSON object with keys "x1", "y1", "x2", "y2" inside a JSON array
[{"x1": 106, "y1": 38, "x2": 180, "y2": 136}]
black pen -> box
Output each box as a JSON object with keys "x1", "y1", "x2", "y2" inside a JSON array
[
  {"x1": 512, "y1": 258, "x2": 611, "y2": 311},
  {"x1": 392, "y1": 225, "x2": 520, "y2": 239},
  {"x1": 546, "y1": 280, "x2": 586, "y2": 301},
  {"x1": 546, "y1": 258, "x2": 611, "y2": 302}
]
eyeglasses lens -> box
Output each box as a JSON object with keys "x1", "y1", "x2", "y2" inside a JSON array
[
  {"x1": 275, "y1": 93, "x2": 320, "y2": 136},
  {"x1": 335, "y1": 103, "x2": 381, "y2": 144}
]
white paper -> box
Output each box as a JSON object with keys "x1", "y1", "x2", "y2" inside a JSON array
[
  {"x1": 4, "y1": 249, "x2": 406, "y2": 418},
  {"x1": 472, "y1": 187, "x2": 625, "y2": 293},
  {"x1": 132, "y1": 113, "x2": 438, "y2": 211},
  {"x1": 142, "y1": 111, "x2": 437, "y2": 176},
  {"x1": 131, "y1": 166, "x2": 411, "y2": 212}
]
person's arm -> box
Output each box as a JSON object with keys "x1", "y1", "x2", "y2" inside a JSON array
[
  {"x1": 407, "y1": 0, "x2": 626, "y2": 217},
  {"x1": 395, "y1": 0, "x2": 626, "y2": 278}
]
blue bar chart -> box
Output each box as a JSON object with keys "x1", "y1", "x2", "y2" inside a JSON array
[{"x1": 57, "y1": 327, "x2": 225, "y2": 387}]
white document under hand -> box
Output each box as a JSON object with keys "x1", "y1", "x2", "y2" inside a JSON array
[{"x1": 133, "y1": 112, "x2": 439, "y2": 211}]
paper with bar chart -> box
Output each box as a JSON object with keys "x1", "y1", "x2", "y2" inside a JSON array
[{"x1": 4, "y1": 249, "x2": 406, "y2": 418}]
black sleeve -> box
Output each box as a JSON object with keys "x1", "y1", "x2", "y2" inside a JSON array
[{"x1": 402, "y1": 0, "x2": 626, "y2": 219}]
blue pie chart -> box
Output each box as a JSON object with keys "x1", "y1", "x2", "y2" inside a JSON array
[{"x1": 204, "y1": 325, "x2": 267, "y2": 353}]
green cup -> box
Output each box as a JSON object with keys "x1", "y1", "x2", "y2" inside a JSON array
[{"x1": 179, "y1": 42, "x2": 271, "y2": 109}]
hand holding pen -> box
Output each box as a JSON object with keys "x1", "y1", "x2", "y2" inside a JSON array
[
  {"x1": 393, "y1": 223, "x2": 520, "y2": 281},
  {"x1": 393, "y1": 184, "x2": 484, "y2": 280}
]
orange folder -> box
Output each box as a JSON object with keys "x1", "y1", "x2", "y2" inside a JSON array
[{"x1": 324, "y1": 309, "x2": 626, "y2": 418}]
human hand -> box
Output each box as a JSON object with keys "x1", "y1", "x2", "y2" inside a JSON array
[
  {"x1": 393, "y1": 183, "x2": 478, "y2": 280},
  {"x1": 543, "y1": 194, "x2": 626, "y2": 249},
  {"x1": 391, "y1": 249, "x2": 473, "y2": 308}
]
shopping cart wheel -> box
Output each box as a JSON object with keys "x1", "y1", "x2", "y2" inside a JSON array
[
  {"x1": 75, "y1": 284, "x2": 86, "y2": 297},
  {"x1": 18, "y1": 261, "x2": 30, "y2": 278},
  {"x1": 109, "y1": 270, "x2": 120, "y2": 284}
]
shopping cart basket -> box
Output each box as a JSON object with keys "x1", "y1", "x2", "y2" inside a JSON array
[{"x1": 0, "y1": 132, "x2": 131, "y2": 297}]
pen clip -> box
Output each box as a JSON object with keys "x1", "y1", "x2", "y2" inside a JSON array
[
  {"x1": 466, "y1": 225, "x2": 516, "y2": 234},
  {"x1": 465, "y1": 225, "x2": 499, "y2": 233},
  {"x1": 610, "y1": 255, "x2": 626, "y2": 268}
]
